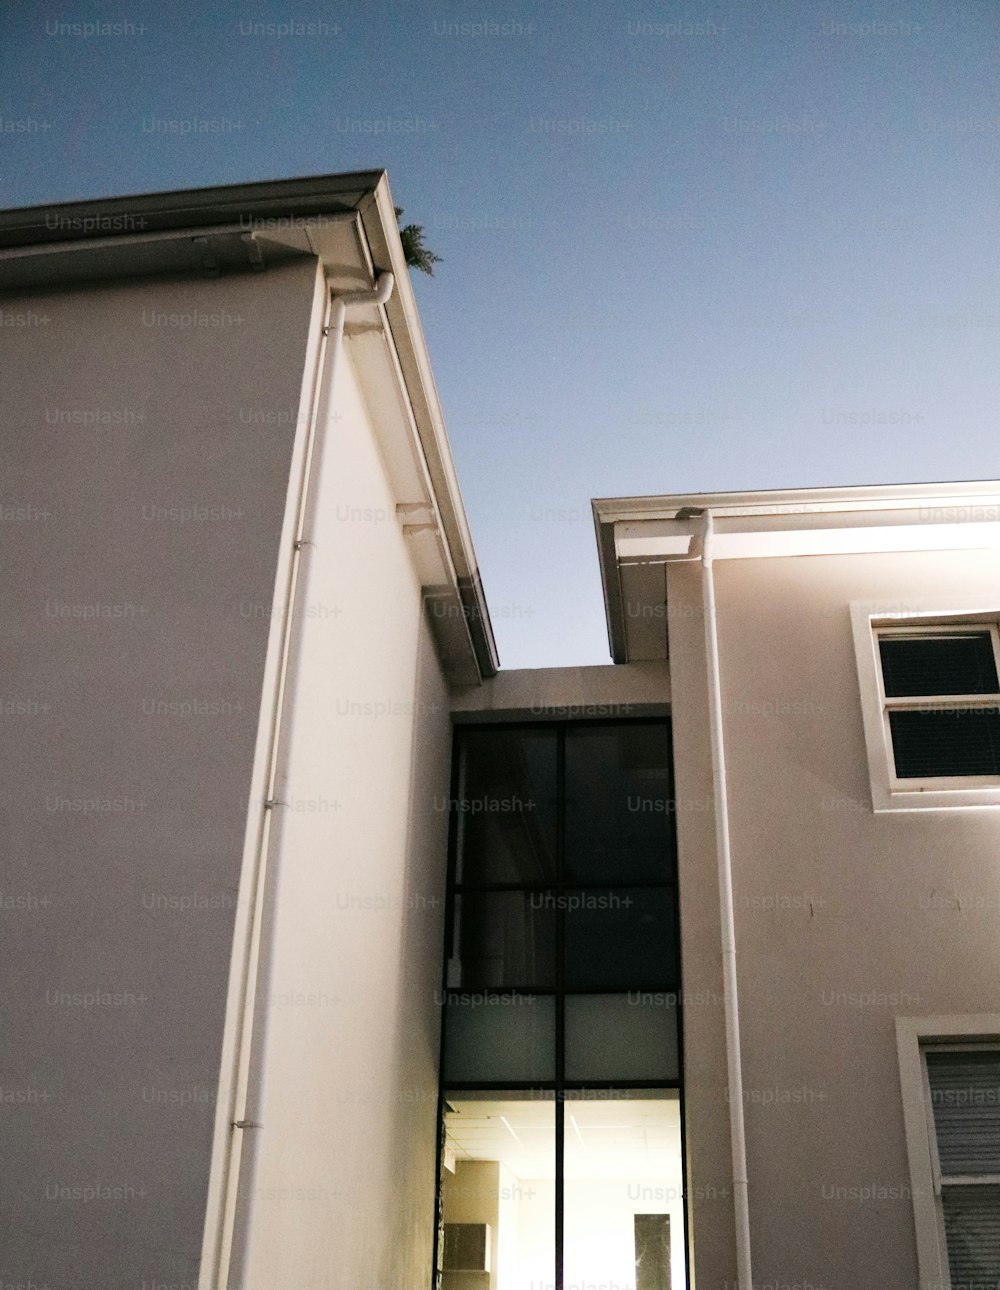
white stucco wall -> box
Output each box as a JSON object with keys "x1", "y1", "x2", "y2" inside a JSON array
[
  {"x1": 668, "y1": 547, "x2": 1000, "y2": 1289},
  {"x1": 451, "y1": 661, "x2": 671, "y2": 721},
  {"x1": 233, "y1": 340, "x2": 453, "y2": 1290},
  {"x1": 0, "y1": 259, "x2": 318, "y2": 1290}
]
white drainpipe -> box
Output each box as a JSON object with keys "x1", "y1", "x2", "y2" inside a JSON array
[
  {"x1": 698, "y1": 508, "x2": 754, "y2": 1290},
  {"x1": 323, "y1": 272, "x2": 396, "y2": 365},
  {"x1": 201, "y1": 272, "x2": 394, "y2": 1290}
]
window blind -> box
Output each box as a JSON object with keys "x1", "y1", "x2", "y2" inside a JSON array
[
  {"x1": 926, "y1": 1050, "x2": 1000, "y2": 1176},
  {"x1": 926, "y1": 1050, "x2": 1000, "y2": 1290}
]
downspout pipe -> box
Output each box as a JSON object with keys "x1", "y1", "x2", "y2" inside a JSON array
[
  {"x1": 205, "y1": 271, "x2": 394, "y2": 1290},
  {"x1": 698, "y1": 508, "x2": 754, "y2": 1290},
  {"x1": 300, "y1": 272, "x2": 396, "y2": 545},
  {"x1": 323, "y1": 271, "x2": 395, "y2": 352}
]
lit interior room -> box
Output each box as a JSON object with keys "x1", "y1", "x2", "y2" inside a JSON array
[{"x1": 441, "y1": 1091, "x2": 684, "y2": 1290}]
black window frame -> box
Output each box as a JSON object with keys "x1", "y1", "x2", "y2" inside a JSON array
[{"x1": 431, "y1": 717, "x2": 689, "y2": 1290}]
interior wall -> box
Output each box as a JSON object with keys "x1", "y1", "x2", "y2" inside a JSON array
[
  {"x1": 563, "y1": 1176, "x2": 685, "y2": 1290},
  {"x1": 514, "y1": 1179, "x2": 556, "y2": 1290},
  {"x1": 495, "y1": 1163, "x2": 519, "y2": 1290},
  {"x1": 0, "y1": 260, "x2": 318, "y2": 1290},
  {"x1": 234, "y1": 339, "x2": 453, "y2": 1290},
  {"x1": 442, "y1": 1159, "x2": 500, "y2": 1290}
]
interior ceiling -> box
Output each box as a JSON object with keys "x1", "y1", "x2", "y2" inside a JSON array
[{"x1": 444, "y1": 1096, "x2": 682, "y2": 1181}]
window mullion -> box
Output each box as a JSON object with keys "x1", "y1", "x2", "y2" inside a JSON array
[
  {"x1": 555, "y1": 725, "x2": 565, "y2": 1290},
  {"x1": 883, "y1": 694, "x2": 1000, "y2": 711}
]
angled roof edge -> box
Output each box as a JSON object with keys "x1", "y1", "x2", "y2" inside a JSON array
[
  {"x1": 593, "y1": 479, "x2": 1000, "y2": 524},
  {"x1": 0, "y1": 171, "x2": 386, "y2": 248},
  {"x1": 358, "y1": 174, "x2": 499, "y2": 680},
  {"x1": 0, "y1": 169, "x2": 499, "y2": 681}
]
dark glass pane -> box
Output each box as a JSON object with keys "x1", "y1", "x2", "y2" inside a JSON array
[
  {"x1": 565, "y1": 724, "x2": 675, "y2": 883},
  {"x1": 451, "y1": 891, "x2": 557, "y2": 989},
  {"x1": 889, "y1": 709, "x2": 1000, "y2": 778},
  {"x1": 564, "y1": 888, "x2": 678, "y2": 990},
  {"x1": 942, "y1": 1185, "x2": 1000, "y2": 1290},
  {"x1": 880, "y1": 633, "x2": 998, "y2": 697},
  {"x1": 456, "y1": 728, "x2": 557, "y2": 884},
  {"x1": 441, "y1": 998, "x2": 556, "y2": 1081}
]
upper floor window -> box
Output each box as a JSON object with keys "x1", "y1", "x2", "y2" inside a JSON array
[
  {"x1": 878, "y1": 628, "x2": 1000, "y2": 781},
  {"x1": 441, "y1": 720, "x2": 679, "y2": 1088},
  {"x1": 852, "y1": 606, "x2": 1000, "y2": 812}
]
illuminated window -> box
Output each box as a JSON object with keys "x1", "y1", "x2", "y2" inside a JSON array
[{"x1": 436, "y1": 721, "x2": 687, "y2": 1290}]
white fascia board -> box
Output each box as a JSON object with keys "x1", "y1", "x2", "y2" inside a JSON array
[
  {"x1": 593, "y1": 480, "x2": 1000, "y2": 525},
  {"x1": 356, "y1": 175, "x2": 499, "y2": 678},
  {"x1": 616, "y1": 520, "x2": 1000, "y2": 562}
]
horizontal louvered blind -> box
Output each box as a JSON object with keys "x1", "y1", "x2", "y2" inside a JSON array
[
  {"x1": 926, "y1": 1050, "x2": 1000, "y2": 1175},
  {"x1": 941, "y1": 1185, "x2": 1000, "y2": 1290},
  {"x1": 928, "y1": 1052, "x2": 1000, "y2": 1289},
  {"x1": 879, "y1": 633, "x2": 999, "y2": 698}
]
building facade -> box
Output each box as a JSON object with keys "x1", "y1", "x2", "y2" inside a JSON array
[{"x1": 1, "y1": 172, "x2": 998, "y2": 1290}]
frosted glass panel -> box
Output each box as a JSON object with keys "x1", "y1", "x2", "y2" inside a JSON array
[
  {"x1": 564, "y1": 994, "x2": 679, "y2": 1082},
  {"x1": 443, "y1": 994, "x2": 556, "y2": 1082}
]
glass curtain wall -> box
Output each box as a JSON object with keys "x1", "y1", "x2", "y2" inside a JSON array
[{"x1": 436, "y1": 722, "x2": 686, "y2": 1290}]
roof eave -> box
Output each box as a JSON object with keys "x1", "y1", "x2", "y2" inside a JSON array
[
  {"x1": 0, "y1": 169, "x2": 499, "y2": 682},
  {"x1": 595, "y1": 480, "x2": 1000, "y2": 665},
  {"x1": 0, "y1": 170, "x2": 386, "y2": 250}
]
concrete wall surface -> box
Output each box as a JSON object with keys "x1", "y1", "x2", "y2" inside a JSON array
[
  {"x1": 232, "y1": 340, "x2": 452, "y2": 1290},
  {"x1": 668, "y1": 547, "x2": 1000, "y2": 1290},
  {"x1": 451, "y1": 661, "x2": 670, "y2": 721},
  {"x1": 0, "y1": 260, "x2": 318, "y2": 1289}
]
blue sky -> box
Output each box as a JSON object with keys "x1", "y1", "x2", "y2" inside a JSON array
[{"x1": 3, "y1": 0, "x2": 999, "y2": 666}]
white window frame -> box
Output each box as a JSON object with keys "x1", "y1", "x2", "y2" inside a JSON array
[
  {"x1": 851, "y1": 601, "x2": 1000, "y2": 812},
  {"x1": 896, "y1": 1016, "x2": 1000, "y2": 1290}
]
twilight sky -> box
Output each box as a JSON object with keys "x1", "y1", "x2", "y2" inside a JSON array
[{"x1": 3, "y1": 0, "x2": 998, "y2": 667}]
